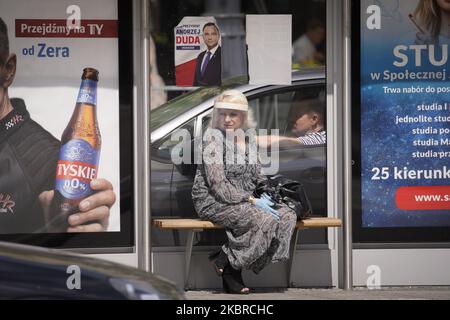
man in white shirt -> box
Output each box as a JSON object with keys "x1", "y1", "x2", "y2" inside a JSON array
[
  {"x1": 292, "y1": 18, "x2": 325, "y2": 67},
  {"x1": 258, "y1": 98, "x2": 326, "y2": 148}
]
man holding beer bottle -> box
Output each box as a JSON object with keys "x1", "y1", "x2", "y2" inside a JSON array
[{"x1": 0, "y1": 17, "x2": 115, "y2": 233}]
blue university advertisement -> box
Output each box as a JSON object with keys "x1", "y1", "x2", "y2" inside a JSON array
[{"x1": 361, "y1": 0, "x2": 450, "y2": 227}]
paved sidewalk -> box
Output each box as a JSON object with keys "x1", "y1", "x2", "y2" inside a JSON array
[{"x1": 186, "y1": 287, "x2": 450, "y2": 300}]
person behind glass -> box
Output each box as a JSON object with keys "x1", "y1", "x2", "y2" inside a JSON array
[
  {"x1": 413, "y1": 0, "x2": 450, "y2": 45},
  {"x1": 150, "y1": 35, "x2": 167, "y2": 109},
  {"x1": 257, "y1": 98, "x2": 326, "y2": 148},
  {"x1": 292, "y1": 18, "x2": 325, "y2": 68},
  {"x1": 191, "y1": 90, "x2": 297, "y2": 294},
  {"x1": 193, "y1": 22, "x2": 221, "y2": 87}
]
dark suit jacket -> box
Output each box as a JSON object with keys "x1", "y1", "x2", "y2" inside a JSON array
[{"x1": 193, "y1": 46, "x2": 221, "y2": 86}]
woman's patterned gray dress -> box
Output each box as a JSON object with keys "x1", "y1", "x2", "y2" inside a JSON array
[{"x1": 191, "y1": 131, "x2": 297, "y2": 274}]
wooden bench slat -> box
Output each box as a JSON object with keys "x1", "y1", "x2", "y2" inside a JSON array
[
  {"x1": 153, "y1": 219, "x2": 222, "y2": 229},
  {"x1": 152, "y1": 217, "x2": 342, "y2": 230},
  {"x1": 296, "y1": 217, "x2": 342, "y2": 229}
]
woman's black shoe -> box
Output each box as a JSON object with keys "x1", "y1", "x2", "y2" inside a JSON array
[
  {"x1": 208, "y1": 248, "x2": 228, "y2": 276},
  {"x1": 222, "y1": 264, "x2": 250, "y2": 294}
]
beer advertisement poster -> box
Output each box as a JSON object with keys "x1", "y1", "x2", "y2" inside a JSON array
[
  {"x1": 0, "y1": 0, "x2": 121, "y2": 234},
  {"x1": 360, "y1": 0, "x2": 450, "y2": 228}
]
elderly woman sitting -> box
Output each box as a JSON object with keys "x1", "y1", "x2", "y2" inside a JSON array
[{"x1": 191, "y1": 90, "x2": 297, "y2": 294}]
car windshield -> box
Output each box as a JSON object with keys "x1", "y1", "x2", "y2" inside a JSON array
[{"x1": 151, "y1": 76, "x2": 248, "y2": 130}]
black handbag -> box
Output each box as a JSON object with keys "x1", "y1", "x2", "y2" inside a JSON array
[{"x1": 253, "y1": 174, "x2": 313, "y2": 219}]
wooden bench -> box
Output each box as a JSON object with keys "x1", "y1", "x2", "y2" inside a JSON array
[{"x1": 152, "y1": 217, "x2": 342, "y2": 289}]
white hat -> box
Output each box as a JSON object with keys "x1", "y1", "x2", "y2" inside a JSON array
[{"x1": 213, "y1": 90, "x2": 248, "y2": 112}]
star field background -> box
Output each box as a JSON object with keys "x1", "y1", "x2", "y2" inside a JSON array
[{"x1": 361, "y1": 82, "x2": 450, "y2": 227}]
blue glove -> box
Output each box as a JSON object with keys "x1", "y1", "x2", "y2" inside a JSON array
[
  {"x1": 261, "y1": 193, "x2": 274, "y2": 203},
  {"x1": 254, "y1": 194, "x2": 280, "y2": 221}
]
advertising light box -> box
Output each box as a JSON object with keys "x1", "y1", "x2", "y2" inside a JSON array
[
  {"x1": 0, "y1": 0, "x2": 133, "y2": 249},
  {"x1": 353, "y1": 0, "x2": 450, "y2": 242}
]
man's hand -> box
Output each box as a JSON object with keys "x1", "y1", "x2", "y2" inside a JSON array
[
  {"x1": 257, "y1": 135, "x2": 301, "y2": 149},
  {"x1": 314, "y1": 51, "x2": 325, "y2": 63},
  {"x1": 39, "y1": 178, "x2": 116, "y2": 232}
]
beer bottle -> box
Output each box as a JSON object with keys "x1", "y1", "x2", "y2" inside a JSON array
[{"x1": 48, "y1": 68, "x2": 101, "y2": 232}]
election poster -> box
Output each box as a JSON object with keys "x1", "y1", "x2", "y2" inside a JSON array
[
  {"x1": 174, "y1": 17, "x2": 221, "y2": 86},
  {"x1": 0, "y1": 0, "x2": 121, "y2": 234},
  {"x1": 360, "y1": 0, "x2": 450, "y2": 228}
]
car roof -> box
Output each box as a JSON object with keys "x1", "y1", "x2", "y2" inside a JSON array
[{"x1": 151, "y1": 68, "x2": 325, "y2": 143}]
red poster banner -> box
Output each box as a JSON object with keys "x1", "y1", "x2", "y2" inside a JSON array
[{"x1": 16, "y1": 19, "x2": 118, "y2": 38}]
